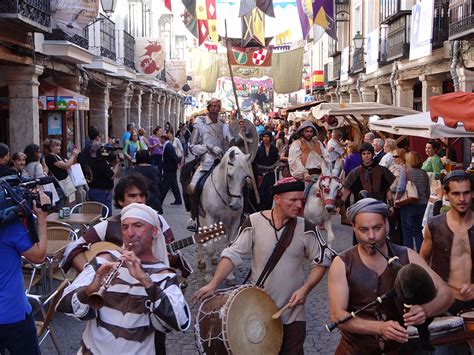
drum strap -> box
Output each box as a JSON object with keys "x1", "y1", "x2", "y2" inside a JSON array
[{"x1": 253, "y1": 218, "x2": 297, "y2": 288}]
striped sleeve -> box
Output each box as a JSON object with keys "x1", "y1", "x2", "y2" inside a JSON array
[
  {"x1": 145, "y1": 272, "x2": 190, "y2": 333},
  {"x1": 56, "y1": 264, "x2": 98, "y2": 321}
]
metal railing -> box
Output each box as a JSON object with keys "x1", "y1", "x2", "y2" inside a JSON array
[
  {"x1": 85, "y1": 16, "x2": 116, "y2": 61},
  {"x1": 433, "y1": 0, "x2": 449, "y2": 47},
  {"x1": 45, "y1": 29, "x2": 88, "y2": 50},
  {"x1": 116, "y1": 30, "x2": 135, "y2": 70},
  {"x1": 449, "y1": 0, "x2": 473, "y2": 40},
  {"x1": 0, "y1": 0, "x2": 50, "y2": 31},
  {"x1": 351, "y1": 48, "x2": 364, "y2": 73}
]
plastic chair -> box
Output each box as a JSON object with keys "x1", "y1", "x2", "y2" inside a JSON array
[{"x1": 27, "y1": 279, "x2": 69, "y2": 355}]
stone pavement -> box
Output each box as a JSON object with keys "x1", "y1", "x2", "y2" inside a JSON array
[{"x1": 40, "y1": 191, "x2": 353, "y2": 354}]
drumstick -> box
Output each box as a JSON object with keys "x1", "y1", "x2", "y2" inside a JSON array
[
  {"x1": 272, "y1": 303, "x2": 292, "y2": 319},
  {"x1": 448, "y1": 284, "x2": 461, "y2": 291}
]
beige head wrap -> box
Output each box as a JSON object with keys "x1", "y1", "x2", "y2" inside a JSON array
[{"x1": 121, "y1": 203, "x2": 169, "y2": 266}]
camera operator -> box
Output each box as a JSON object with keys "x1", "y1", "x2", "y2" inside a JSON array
[
  {"x1": 0, "y1": 202, "x2": 48, "y2": 354},
  {"x1": 88, "y1": 143, "x2": 120, "y2": 216},
  {"x1": 0, "y1": 143, "x2": 16, "y2": 177}
]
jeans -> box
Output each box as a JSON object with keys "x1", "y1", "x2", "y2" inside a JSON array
[
  {"x1": 0, "y1": 313, "x2": 41, "y2": 355},
  {"x1": 88, "y1": 188, "x2": 113, "y2": 217},
  {"x1": 400, "y1": 203, "x2": 427, "y2": 252}
]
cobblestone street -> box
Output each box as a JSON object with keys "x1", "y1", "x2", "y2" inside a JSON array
[{"x1": 40, "y1": 191, "x2": 352, "y2": 354}]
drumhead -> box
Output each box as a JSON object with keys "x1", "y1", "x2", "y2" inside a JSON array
[
  {"x1": 408, "y1": 316, "x2": 464, "y2": 338},
  {"x1": 461, "y1": 310, "x2": 474, "y2": 321},
  {"x1": 223, "y1": 286, "x2": 283, "y2": 354}
]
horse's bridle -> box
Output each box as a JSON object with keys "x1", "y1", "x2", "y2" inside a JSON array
[
  {"x1": 315, "y1": 175, "x2": 343, "y2": 200},
  {"x1": 210, "y1": 161, "x2": 246, "y2": 207}
]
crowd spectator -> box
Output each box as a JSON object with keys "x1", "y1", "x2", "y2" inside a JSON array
[
  {"x1": 379, "y1": 138, "x2": 397, "y2": 168},
  {"x1": 138, "y1": 127, "x2": 149, "y2": 149},
  {"x1": 327, "y1": 129, "x2": 345, "y2": 167},
  {"x1": 46, "y1": 139, "x2": 78, "y2": 203},
  {"x1": 123, "y1": 130, "x2": 145, "y2": 167},
  {"x1": 373, "y1": 138, "x2": 385, "y2": 164},
  {"x1": 422, "y1": 140, "x2": 443, "y2": 180},
  {"x1": 87, "y1": 142, "x2": 120, "y2": 216},
  {"x1": 343, "y1": 141, "x2": 361, "y2": 176},
  {"x1": 160, "y1": 131, "x2": 182, "y2": 205},
  {"x1": 176, "y1": 124, "x2": 191, "y2": 157},
  {"x1": 0, "y1": 143, "x2": 15, "y2": 177},
  {"x1": 363, "y1": 132, "x2": 375, "y2": 144},
  {"x1": 148, "y1": 126, "x2": 164, "y2": 174},
  {"x1": 11, "y1": 152, "x2": 27, "y2": 177},
  {"x1": 275, "y1": 130, "x2": 287, "y2": 156},
  {"x1": 254, "y1": 118, "x2": 265, "y2": 136},
  {"x1": 168, "y1": 130, "x2": 184, "y2": 167},
  {"x1": 133, "y1": 150, "x2": 163, "y2": 214},
  {"x1": 122, "y1": 123, "x2": 134, "y2": 147},
  {"x1": 396, "y1": 151, "x2": 430, "y2": 251}
]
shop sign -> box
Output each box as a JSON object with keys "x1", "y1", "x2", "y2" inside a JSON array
[
  {"x1": 47, "y1": 96, "x2": 56, "y2": 110},
  {"x1": 78, "y1": 97, "x2": 89, "y2": 111},
  {"x1": 39, "y1": 96, "x2": 82, "y2": 111}
]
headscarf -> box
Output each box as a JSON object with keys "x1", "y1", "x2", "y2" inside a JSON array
[
  {"x1": 121, "y1": 203, "x2": 169, "y2": 266},
  {"x1": 296, "y1": 120, "x2": 317, "y2": 134},
  {"x1": 346, "y1": 198, "x2": 389, "y2": 222},
  {"x1": 271, "y1": 177, "x2": 305, "y2": 195}
]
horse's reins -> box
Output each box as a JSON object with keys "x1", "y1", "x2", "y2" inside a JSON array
[{"x1": 210, "y1": 161, "x2": 244, "y2": 207}]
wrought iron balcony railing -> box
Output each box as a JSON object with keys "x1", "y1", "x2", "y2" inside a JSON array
[
  {"x1": 44, "y1": 29, "x2": 88, "y2": 50},
  {"x1": 0, "y1": 0, "x2": 50, "y2": 32},
  {"x1": 351, "y1": 48, "x2": 364, "y2": 74},
  {"x1": 433, "y1": 0, "x2": 449, "y2": 47},
  {"x1": 380, "y1": 0, "x2": 412, "y2": 24},
  {"x1": 449, "y1": 0, "x2": 473, "y2": 40},
  {"x1": 85, "y1": 16, "x2": 116, "y2": 61},
  {"x1": 116, "y1": 30, "x2": 135, "y2": 70}
]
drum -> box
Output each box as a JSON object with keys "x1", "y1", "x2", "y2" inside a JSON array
[
  {"x1": 195, "y1": 285, "x2": 283, "y2": 354},
  {"x1": 460, "y1": 310, "x2": 474, "y2": 347},
  {"x1": 407, "y1": 316, "x2": 464, "y2": 344}
]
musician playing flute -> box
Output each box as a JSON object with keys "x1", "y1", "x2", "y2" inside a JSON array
[
  {"x1": 56, "y1": 203, "x2": 190, "y2": 355},
  {"x1": 328, "y1": 198, "x2": 453, "y2": 354}
]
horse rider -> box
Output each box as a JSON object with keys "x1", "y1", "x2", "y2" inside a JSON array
[
  {"x1": 186, "y1": 98, "x2": 247, "y2": 230},
  {"x1": 288, "y1": 120, "x2": 330, "y2": 183},
  {"x1": 328, "y1": 198, "x2": 453, "y2": 354}
]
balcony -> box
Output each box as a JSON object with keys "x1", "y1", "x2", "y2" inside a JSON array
[
  {"x1": 433, "y1": 0, "x2": 449, "y2": 47},
  {"x1": 385, "y1": 15, "x2": 410, "y2": 62},
  {"x1": 351, "y1": 48, "x2": 364, "y2": 74},
  {"x1": 0, "y1": 0, "x2": 50, "y2": 33},
  {"x1": 84, "y1": 16, "x2": 118, "y2": 73},
  {"x1": 449, "y1": 0, "x2": 474, "y2": 40},
  {"x1": 328, "y1": 38, "x2": 339, "y2": 57},
  {"x1": 114, "y1": 30, "x2": 136, "y2": 80},
  {"x1": 380, "y1": 0, "x2": 413, "y2": 24},
  {"x1": 39, "y1": 29, "x2": 93, "y2": 64}
]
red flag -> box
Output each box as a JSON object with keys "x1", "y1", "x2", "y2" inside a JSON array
[{"x1": 164, "y1": 0, "x2": 171, "y2": 11}]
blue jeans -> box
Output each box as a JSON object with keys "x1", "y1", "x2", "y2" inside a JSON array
[
  {"x1": 400, "y1": 203, "x2": 427, "y2": 252},
  {"x1": 88, "y1": 188, "x2": 113, "y2": 217},
  {"x1": 0, "y1": 313, "x2": 40, "y2": 355}
]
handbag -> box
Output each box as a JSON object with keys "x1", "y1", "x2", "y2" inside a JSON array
[
  {"x1": 57, "y1": 175, "x2": 76, "y2": 203},
  {"x1": 34, "y1": 163, "x2": 60, "y2": 204},
  {"x1": 67, "y1": 163, "x2": 88, "y2": 187},
  {"x1": 396, "y1": 169, "x2": 419, "y2": 206}
]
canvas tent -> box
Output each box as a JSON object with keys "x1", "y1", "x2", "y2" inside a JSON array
[
  {"x1": 430, "y1": 92, "x2": 474, "y2": 131},
  {"x1": 369, "y1": 112, "x2": 474, "y2": 139}
]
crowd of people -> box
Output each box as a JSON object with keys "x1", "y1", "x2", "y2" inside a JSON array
[{"x1": 1, "y1": 97, "x2": 474, "y2": 354}]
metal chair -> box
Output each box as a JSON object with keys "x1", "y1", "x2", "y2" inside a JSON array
[
  {"x1": 46, "y1": 226, "x2": 78, "y2": 286},
  {"x1": 70, "y1": 201, "x2": 109, "y2": 220},
  {"x1": 27, "y1": 279, "x2": 69, "y2": 355},
  {"x1": 46, "y1": 226, "x2": 78, "y2": 241}
]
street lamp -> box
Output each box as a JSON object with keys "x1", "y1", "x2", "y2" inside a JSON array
[
  {"x1": 352, "y1": 31, "x2": 364, "y2": 50},
  {"x1": 101, "y1": 0, "x2": 117, "y2": 15}
]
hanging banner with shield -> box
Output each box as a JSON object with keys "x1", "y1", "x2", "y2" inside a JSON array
[
  {"x1": 50, "y1": 0, "x2": 99, "y2": 36},
  {"x1": 135, "y1": 38, "x2": 165, "y2": 78}
]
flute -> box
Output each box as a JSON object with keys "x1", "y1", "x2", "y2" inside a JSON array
[
  {"x1": 88, "y1": 243, "x2": 132, "y2": 309},
  {"x1": 325, "y1": 289, "x2": 396, "y2": 332}
]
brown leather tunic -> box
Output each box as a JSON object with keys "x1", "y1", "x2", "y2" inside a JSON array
[
  {"x1": 427, "y1": 213, "x2": 474, "y2": 283},
  {"x1": 336, "y1": 243, "x2": 409, "y2": 355}
]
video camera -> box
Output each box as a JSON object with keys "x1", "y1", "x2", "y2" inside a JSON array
[
  {"x1": 0, "y1": 175, "x2": 57, "y2": 243},
  {"x1": 97, "y1": 144, "x2": 121, "y2": 163}
]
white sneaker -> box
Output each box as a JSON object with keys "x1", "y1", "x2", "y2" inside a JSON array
[{"x1": 186, "y1": 218, "x2": 197, "y2": 232}]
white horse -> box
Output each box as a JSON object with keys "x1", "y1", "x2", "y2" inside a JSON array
[
  {"x1": 304, "y1": 158, "x2": 344, "y2": 247},
  {"x1": 198, "y1": 146, "x2": 253, "y2": 278}
]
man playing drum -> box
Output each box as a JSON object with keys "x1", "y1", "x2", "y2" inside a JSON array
[
  {"x1": 420, "y1": 170, "x2": 474, "y2": 314},
  {"x1": 56, "y1": 203, "x2": 190, "y2": 354},
  {"x1": 328, "y1": 198, "x2": 453, "y2": 354},
  {"x1": 288, "y1": 121, "x2": 330, "y2": 182},
  {"x1": 193, "y1": 177, "x2": 335, "y2": 354}
]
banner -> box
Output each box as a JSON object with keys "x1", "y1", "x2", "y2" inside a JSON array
[
  {"x1": 50, "y1": 0, "x2": 99, "y2": 36},
  {"x1": 409, "y1": 0, "x2": 434, "y2": 61},
  {"x1": 241, "y1": 8, "x2": 265, "y2": 47},
  {"x1": 166, "y1": 59, "x2": 187, "y2": 90},
  {"x1": 229, "y1": 47, "x2": 272, "y2": 67},
  {"x1": 340, "y1": 46, "x2": 349, "y2": 81},
  {"x1": 196, "y1": 0, "x2": 218, "y2": 45},
  {"x1": 135, "y1": 38, "x2": 165, "y2": 78},
  {"x1": 366, "y1": 28, "x2": 379, "y2": 74}
]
